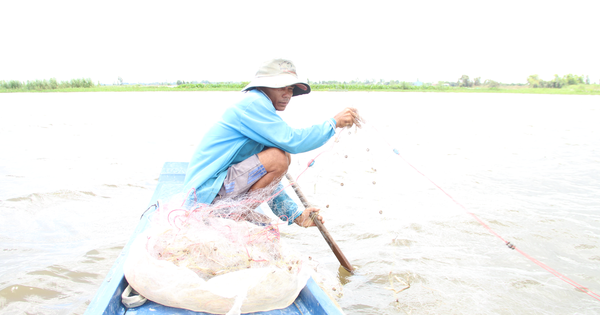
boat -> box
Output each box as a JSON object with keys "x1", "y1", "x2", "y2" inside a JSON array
[{"x1": 84, "y1": 162, "x2": 344, "y2": 315}]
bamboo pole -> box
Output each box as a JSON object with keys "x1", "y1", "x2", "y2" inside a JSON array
[{"x1": 285, "y1": 173, "x2": 354, "y2": 273}]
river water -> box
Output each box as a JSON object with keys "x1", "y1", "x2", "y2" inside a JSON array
[{"x1": 0, "y1": 91, "x2": 599, "y2": 314}]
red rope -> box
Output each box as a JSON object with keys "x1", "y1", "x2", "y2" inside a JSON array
[{"x1": 372, "y1": 125, "x2": 600, "y2": 302}]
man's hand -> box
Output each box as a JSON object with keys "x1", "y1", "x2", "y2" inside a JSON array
[
  {"x1": 333, "y1": 107, "x2": 364, "y2": 129},
  {"x1": 294, "y1": 207, "x2": 324, "y2": 227}
]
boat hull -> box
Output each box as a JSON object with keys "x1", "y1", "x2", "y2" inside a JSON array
[{"x1": 85, "y1": 162, "x2": 343, "y2": 315}]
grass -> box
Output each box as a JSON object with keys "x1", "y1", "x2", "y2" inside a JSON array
[
  {"x1": 0, "y1": 82, "x2": 248, "y2": 93},
  {"x1": 2, "y1": 81, "x2": 599, "y2": 95},
  {"x1": 309, "y1": 83, "x2": 600, "y2": 95},
  {"x1": 0, "y1": 84, "x2": 178, "y2": 93}
]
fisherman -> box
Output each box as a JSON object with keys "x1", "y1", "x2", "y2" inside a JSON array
[{"x1": 183, "y1": 59, "x2": 362, "y2": 227}]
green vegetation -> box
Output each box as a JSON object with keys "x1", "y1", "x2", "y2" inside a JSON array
[
  {"x1": 527, "y1": 74, "x2": 587, "y2": 89},
  {"x1": 311, "y1": 82, "x2": 445, "y2": 91},
  {"x1": 1, "y1": 78, "x2": 94, "y2": 91},
  {"x1": 177, "y1": 82, "x2": 249, "y2": 91},
  {"x1": 455, "y1": 75, "x2": 499, "y2": 88},
  {"x1": 2, "y1": 76, "x2": 599, "y2": 95}
]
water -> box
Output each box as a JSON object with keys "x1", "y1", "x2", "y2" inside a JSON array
[{"x1": 0, "y1": 91, "x2": 599, "y2": 314}]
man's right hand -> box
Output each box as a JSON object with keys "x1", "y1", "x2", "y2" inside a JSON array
[
  {"x1": 334, "y1": 107, "x2": 364, "y2": 129},
  {"x1": 294, "y1": 207, "x2": 323, "y2": 227}
]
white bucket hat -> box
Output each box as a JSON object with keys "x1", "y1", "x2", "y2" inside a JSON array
[{"x1": 242, "y1": 59, "x2": 311, "y2": 96}]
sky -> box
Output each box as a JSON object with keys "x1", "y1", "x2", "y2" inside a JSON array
[{"x1": 1, "y1": 0, "x2": 598, "y2": 85}]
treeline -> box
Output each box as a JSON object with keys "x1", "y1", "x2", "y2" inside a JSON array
[
  {"x1": 311, "y1": 82, "x2": 448, "y2": 91},
  {"x1": 527, "y1": 74, "x2": 589, "y2": 88},
  {"x1": 444, "y1": 74, "x2": 592, "y2": 89},
  {"x1": 454, "y1": 75, "x2": 501, "y2": 88},
  {"x1": 310, "y1": 79, "x2": 446, "y2": 88},
  {"x1": 178, "y1": 81, "x2": 452, "y2": 91},
  {"x1": 177, "y1": 82, "x2": 248, "y2": 89},
  {"x1": 1, "y1": 78, "x2": 95, "y2": 90},
  {"x1": 309, "y1": 77, "x2": 503, "y2": 90},
  {"x1": 3, "y1": 74, "x2": 594, "y2": 92}
]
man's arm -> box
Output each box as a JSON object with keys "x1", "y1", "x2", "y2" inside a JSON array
[
  {"x1": 237, "y1": 96, "x2": 336, "y2": 154},
  {"x1": 267, "y1": 183, "x2": 302, "y2": 225},
  {"x1": 266, "y1": 184, "x2": 324, "y2": 227}
]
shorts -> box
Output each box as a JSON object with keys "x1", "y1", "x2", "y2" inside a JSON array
[{"x1": 212, "y1": 154, "x2": 267, "y2": 203}]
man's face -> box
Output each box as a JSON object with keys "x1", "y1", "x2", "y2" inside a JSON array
[{"x1": 260, "y1": 86, "x2": 295, "y2": 111}]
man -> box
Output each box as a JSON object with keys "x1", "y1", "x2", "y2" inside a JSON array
[{"x1": 183, "y1": 59, "x2": 361, "y2": 227}]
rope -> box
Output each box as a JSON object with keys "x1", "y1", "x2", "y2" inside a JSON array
[{"x1": 371, "y1": 125, "x2": 600, "y2": 302}]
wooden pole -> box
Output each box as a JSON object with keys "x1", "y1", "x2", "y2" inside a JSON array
[{"x1": 285, "y1": 173, "x2": 354, "y2": 273}]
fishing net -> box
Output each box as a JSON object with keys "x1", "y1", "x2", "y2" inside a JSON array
[{"x1": 124, "y1": 184, "x2": 312, "y2": 315}]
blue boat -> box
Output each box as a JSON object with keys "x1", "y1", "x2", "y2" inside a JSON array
[{"x1": 85, "y1": 162, "x2": 344, "y2": 315}]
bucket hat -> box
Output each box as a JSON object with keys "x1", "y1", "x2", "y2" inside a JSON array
[{"x1": 242, "y1": 59, "x2": 311, "y2": 96}]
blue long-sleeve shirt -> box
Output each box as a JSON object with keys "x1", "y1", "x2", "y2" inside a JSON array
[{"x1": 183, "y1": 89, "x2": 336, "y2": 223}]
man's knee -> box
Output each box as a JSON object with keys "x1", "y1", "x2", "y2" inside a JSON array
[
  {"x1": 258, "y1": 148, "x2": 289, "y2": 174},
  {"x1": 285, "y1": 152, "x2": 292, "y2": 166}
]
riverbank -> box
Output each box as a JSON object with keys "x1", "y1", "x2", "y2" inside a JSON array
[{"x1": 1, "y1": 83, "x2": 599, "y2": 95}]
